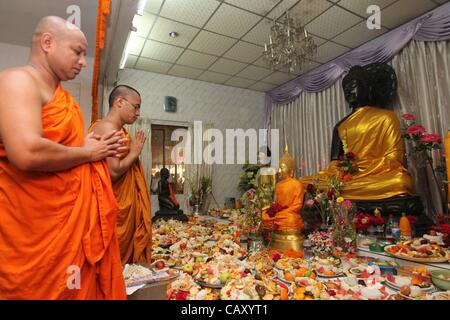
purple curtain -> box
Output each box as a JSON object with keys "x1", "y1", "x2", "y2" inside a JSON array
[{"x1": 265, "y1": 2, "x2": 450, "y2": 129}]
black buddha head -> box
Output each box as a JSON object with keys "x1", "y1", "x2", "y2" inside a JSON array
[
  {"x1": 342, "y1": 66, "x2": 371, "y2": 109},
  {"x1": 160, "y1": 167, "x2": 170, "y2": 181},
  {"x1": 364, "y1": 62, "x2": 397, "y2": 108},
  {"x1": 343, "y1": 62, "x2": 397, "y2": 110}
]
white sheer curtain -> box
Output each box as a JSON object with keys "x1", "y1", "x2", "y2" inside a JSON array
[
  {"x1": 184, "y1": 122, "x2": 215, "y2": 213},
  {"x1": 270, "y1": 40, "x2": 450, "y2": 218},
  {"x1": 391, "y1": 40, "x2": 450, "y2": 218},
  {"x1": 270, "y1": 79, "x2": 349, "y2": 178}
]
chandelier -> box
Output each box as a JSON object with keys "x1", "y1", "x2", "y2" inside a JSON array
[{"x1": 262, "y1": 11, "x2": 317, "y2": 73}]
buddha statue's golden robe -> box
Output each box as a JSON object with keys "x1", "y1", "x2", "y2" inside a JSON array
[
  {"x1": 300, "y1": 106, "x2": 414, "y2": 200},
  {"x1": 262, "y1": 176, "x2": 305, "y2": 232}
]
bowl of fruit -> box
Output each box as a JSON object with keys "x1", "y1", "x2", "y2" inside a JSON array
[{"x1": 430, "y1": 270, "x2": 450, "y2": 290}]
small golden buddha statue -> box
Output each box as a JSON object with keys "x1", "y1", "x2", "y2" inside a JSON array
[{"x1": 262, "y1": 146, "x2": 305, "y2": 252}]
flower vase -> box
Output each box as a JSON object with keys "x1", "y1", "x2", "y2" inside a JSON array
[{"x1": 330, "y1": 204, "x2": 357, "y2": 257}]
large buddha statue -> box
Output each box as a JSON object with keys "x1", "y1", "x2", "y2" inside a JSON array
[
  {"x1": 262, "y1": 146, "x2": 305, "y2": 252},
  {"x1": 153, "y1": 168, "x2": 188, "y2": 222},
  {"x1": 300, "y1": 63, "x2": 414, "y2": 201}
]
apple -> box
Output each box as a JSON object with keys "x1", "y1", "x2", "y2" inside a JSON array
[
  {"x1": 183, "y1": 264, "x2": 194, "y2": 274},
  {"x1": 195, "y1": 256, "x2": 204, "y2": 263},
  {"x1": 219, "y1": 272, "x2": 230, "y2": 284},
  {"x1": 155, "y1": 260, "x2": 165, "y2": 269},
  {"x1": 272, "y1": 253, "x2": 281, "y2": 262},
  {"x1": 180, "y1": 242, "x2": 187, "y2": 249}
]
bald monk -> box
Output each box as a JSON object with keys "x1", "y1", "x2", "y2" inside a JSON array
[
  {"x1": 0, "y1": 16, "x2": 127, "y2": 299},
  {"x1": 90, "y1": 85, "x2": 152, "y2": 266}
]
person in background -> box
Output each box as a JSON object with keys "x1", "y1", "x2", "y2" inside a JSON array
[{"x1": 90, "y1": 85, "x2": 152, "y2": 265}]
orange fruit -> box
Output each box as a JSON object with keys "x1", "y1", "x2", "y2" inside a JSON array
[
  {"x1": 295, "y1": 287, "x2": 306, "y2": 294},
  {"x1": 284, "y1": 272, "x2": 294, "y2": 282},
  {"x1": 296, "y1": 268, "x2": 307, "y2": 277},
  {"x1": 309, "y1": 272, "x2": 316, "y2": 279},
  {"x1": 280, "y1": 287, "x2": 289, "y2": 300},
  {"x1": 295, "y1": 292, "x2": 305, "y2": 300}
]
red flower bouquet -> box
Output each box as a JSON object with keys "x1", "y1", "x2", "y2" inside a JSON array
[
  {"x1": 267, "y1": 202, "x2": 287, "y2": 218},
  {"x1": 353, "y1": 213, "x2": 372, "y2": 232}
]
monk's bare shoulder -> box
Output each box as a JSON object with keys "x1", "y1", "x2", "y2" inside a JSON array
[
  {"x1": 0, "y1": 67, "x2": 41, "y2": 101},
  {"x1": 91, "y1": 119, "x2": 119, "y2": 135}
]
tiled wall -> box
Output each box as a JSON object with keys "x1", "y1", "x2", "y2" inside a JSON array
[{"x1": 113, "y1": 68, "x2": 266, "y2": 214}]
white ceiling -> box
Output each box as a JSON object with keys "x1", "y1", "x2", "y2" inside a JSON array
[
  {"x1": 124, "y1": 0, "x2": 448, "y2": 92},
  {"x1": 0, "y1": 0, "x2": 98, "y2": 56}
]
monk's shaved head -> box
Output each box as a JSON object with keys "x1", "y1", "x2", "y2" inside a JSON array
[
  {"x1": 109, "y1": 85, "x2": 141, "y2": 108},
  {"x1": 27, "y1": 15, "x2": 88, "y2": 82},
  {"x1": 31, "y1": 16, "x2": 86, "y2": 49}
]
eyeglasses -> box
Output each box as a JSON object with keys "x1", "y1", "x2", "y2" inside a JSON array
[{"x1": 121, "y1": 97, "x2": 141, "y2": 111}]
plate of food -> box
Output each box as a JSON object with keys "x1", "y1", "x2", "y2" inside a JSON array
[
  {"x1": 384, "y1": 242, "x2": 450, "y2": 263},
  {"x1": 195, "y1": 280, "x2": 224, "y2": 289},
  {"x1": 290, "y1": 277, "x2": 327, "y2": 300},
  {"x1": 124, "y1": 264, "x2": 180, "y2": 287},
  {"x1": 276, "y1": 268, "x2": 317, "y2": 284},
  {"x1": 275, "y1": 258, "x2": 309, "y2": 271},
  {"x1": 384, "y1": 274, "x2": 434, "y2": 292},
  {"x1": 220, "y1": 276, "x2": 283, "y2": 300},
  {"x1": 388, "y1": 285, "x2": 428, "y2": 300},
  {"x1": 345, "y1": 266, "x2": 376, "y2": 278},
  {"x1": 427, "y1": 291, "x2": 450, "y2": 300},
  {"x1": 309, "y1": 255, "x2": 342, "y2": 268},
  {"x1": 315, "y1": 265, "x2": 344, "y2": 278},
  {"x1": 167, "y1": 274, "x2": 220, "y2": 300}
]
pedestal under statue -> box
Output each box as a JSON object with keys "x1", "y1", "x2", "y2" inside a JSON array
[
  {"x1": 262, "y1": 147, "x2": 305, "y2": 252},
  {"x1": 152, "y1": 168, "x2": 188, "y2": 222}
]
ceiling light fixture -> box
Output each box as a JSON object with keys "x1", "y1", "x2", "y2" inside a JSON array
[
  {"x1": 119, "y1": 29, "x2": 136, "y2": 69},
  {"x1": 136, "y1": 0, "x2": 147, "y2": 16},
  {"x1": 263, "y1": 11, "x2": 317, "y2": 73},
  {"x1": 169, "y1": 31, "x2": 179, "y2": 38}
]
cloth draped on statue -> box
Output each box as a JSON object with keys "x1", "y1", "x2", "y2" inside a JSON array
[
  {"x1": 0, "y1": 85, "x2": 126, "y2": 299},
  {"x1": 112, "y1": 129, "x2": 152, "y2": 265},
  {"x1": 168, "y1": 183, "x2": 179, "y2": 207},
  {"x1": 300, "y1": 106, "x2": 414, "y2": 200},
  {"x1": 262, "y1": 176, "x2": 305, "y2": 231}
]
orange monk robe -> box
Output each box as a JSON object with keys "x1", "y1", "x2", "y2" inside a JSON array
[
  {"x1": 0, "y1": 85, "x2": 126, "y2": 299},
  {"x1": 113, "y1": 130, "x2": 152, "y2": 265},
  {"x1": 262, "y1": 177, "x2": 305, "y2": 232}
]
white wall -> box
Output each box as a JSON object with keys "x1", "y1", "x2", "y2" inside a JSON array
[
  {"x1": 114, "y1": 68, "x2": 266, "y2": 215},
  {"x1": 0, "y1": 42, "x2": 93, "y2": 130}
]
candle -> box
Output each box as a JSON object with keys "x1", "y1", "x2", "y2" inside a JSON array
[
  {"x1": 304, "y1": 29, "x2": 308, "y2": 38},
  {"x1": 269, "y1": 35, "x2": 273, "y2": 44},
  {"x1": 264, "y1": 43, "x2": 268, "y2": 51},
  {"x1": 445, "y1": 130, "x2": 450, "y2": 205}
]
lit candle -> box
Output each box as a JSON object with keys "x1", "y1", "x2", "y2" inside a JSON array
[
  {"x1": 269, "y1": 35, "x2": 273, "y2": 44},
  {"x1": 304, "y1": 29, "x2": 308, "y2": 38},
  {"x1": 264, "y1": 43, "x2": 268, "y2": 51}
]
